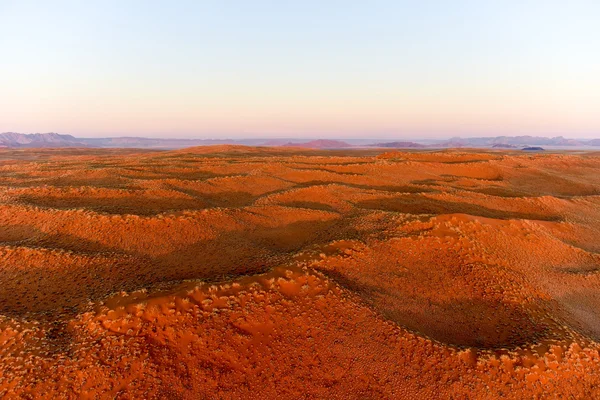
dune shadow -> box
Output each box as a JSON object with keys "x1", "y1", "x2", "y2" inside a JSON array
[
  {"x1": 15, "y1": 190, "x2": 263, "y2": 215},
  {"x1": 278, "y1": 201, "x2": 337, "y2": 212},
  {"x1": 0, "y1": 217, "x2": 360, "y2": 317},
  {"x1": 293, "y1": 180, "x2": 436, "y2": 194},
  {"x1": 356, "y1": 195, "x2": 561, "y2": 221},
  {"x1": 319, "y1": 269, "x2": 562, "y2": 349}
]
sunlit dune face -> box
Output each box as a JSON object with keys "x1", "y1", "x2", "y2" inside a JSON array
[{"x1": 1, "y1": 147, "x2": 600, "y2": 398}]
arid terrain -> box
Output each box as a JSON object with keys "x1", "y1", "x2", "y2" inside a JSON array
[{"x1": 1, "y1": 146, "x2": 600, "y2": 398}]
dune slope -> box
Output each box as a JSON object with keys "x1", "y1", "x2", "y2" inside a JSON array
[{"x1": 1, "y1": 147, "x2": 600, "y2": 398}]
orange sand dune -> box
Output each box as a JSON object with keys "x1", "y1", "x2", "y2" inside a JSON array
[{"x1": 1, "y1": 147, "x2": 600, "y2": 398}]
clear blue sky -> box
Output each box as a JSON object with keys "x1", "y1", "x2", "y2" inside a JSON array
[{"x1": 1, "y1": 0, "x2": 599, "y2": 138}]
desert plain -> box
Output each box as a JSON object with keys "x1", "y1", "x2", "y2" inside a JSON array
[{"x1": 1, "y1": 146, "x2": 600, "y2": 398}]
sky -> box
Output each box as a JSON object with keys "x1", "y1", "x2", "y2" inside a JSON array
[{"x1": 1, "y1": 1, "x2": 599, "y2": 139}]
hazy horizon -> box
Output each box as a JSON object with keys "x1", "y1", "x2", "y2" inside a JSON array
[
  {"x1": 4, "y1": 131, "x2": 600, "y2": 143},
  {"x1": 2, "y1": 1, "x2": 599, "y2": 138}
]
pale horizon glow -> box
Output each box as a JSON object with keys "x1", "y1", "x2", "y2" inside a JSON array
[{"x1": 1, "y1": 1, "x2": 599, "y2": 139}]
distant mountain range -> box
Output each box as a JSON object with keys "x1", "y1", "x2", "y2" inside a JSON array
[
  {"x1": 369, "y1": 136, "x2": 600, "y2": 149},
  {"x1": 434, "y1": 136, "x2": 589, "y2": 147},
  {"x1": 0, "y1": 133, "x2": 355, "y2": 149},
  {"x1": 371, "y1": 141, "x2": 426, "y2": 148},
  {"x1": 0, "y1": 132, "x2": 87, "y2": 148},
  {"x1": 281, "y1": 140, "x2": 352, "y2": 149},
  {"x1": 1, "y1": 132, "x2": 600, "y2": 150},
  {"x1": 0, "y1": 133, "x2": 250, "y2": 149},
  {"x1": 79, "y1": 136, "x2": 240, "y2": 149}
]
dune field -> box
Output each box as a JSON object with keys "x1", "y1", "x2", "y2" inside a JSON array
[{"x1": 1, "y1": 146, "x2": 600, "y2": 398}]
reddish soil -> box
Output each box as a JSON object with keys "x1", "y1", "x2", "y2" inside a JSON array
[{"x1": 1, "y1": 146, "x2": 600, "y2": 398}]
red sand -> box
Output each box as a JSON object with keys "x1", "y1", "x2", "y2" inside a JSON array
[{"x1": 1, "y1": 147, "x2": 600, "y2": 398}]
